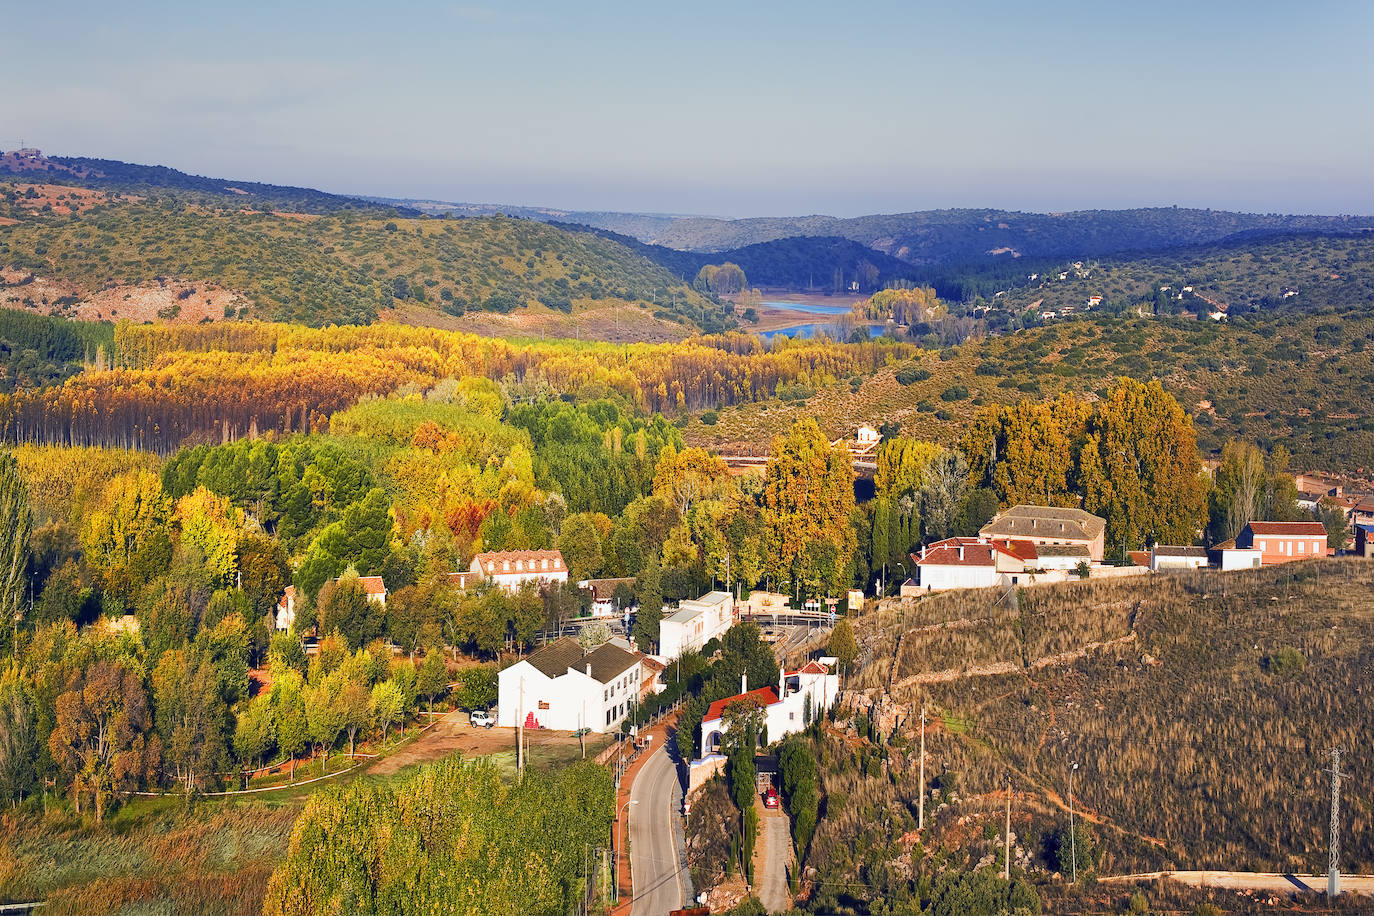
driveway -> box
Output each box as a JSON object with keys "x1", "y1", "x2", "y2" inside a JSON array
[
  {"x1": 754, "y1": 801, "x2": 794, "y2": 913},
  {"x1": 629, "y1": 742, "x2": 690, "y2": 915},
  {"x1": 1101, "y1": 871, "x2": 1374, "y2": 896}
]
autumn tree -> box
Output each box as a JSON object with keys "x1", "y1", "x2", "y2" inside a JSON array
[
  {"x1": 653, "y1": 445, "x2": 729, "y2": 518},
  {"x1": 174, "y1": 486, "x2": 244, "y2": 589},
  {"x1": 0, "y1": 450, "x2": 31, "y2": 651},
  {"x1": 1077, "y1": 379, "x2": 1208, "y2": 556},
  {"x1": 762, "y1": 419, "x2": 856, "y2": 598},
  {"x1": 963, "y1": 397, "x2": 1087, "y2": 508},
  {"x1": 80, "y1": 469, "x2": 172, "y2": 605},
  {"x1": 152, "y1": 648, "x2": 232, "y2": 794},
  {"x1": 48, "y1": 658, "x2": 154, "y2": 822}
]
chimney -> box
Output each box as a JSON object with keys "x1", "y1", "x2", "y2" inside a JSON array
[
  {"x1": 921, "y1": 544, "x2": 927, "y2": 559},
  {"x1": 586, "y1": 663, "x2": 592, "y2": 677},
  {"x1": 957, "y1": 545, "x2": 964, "y2": 560},
  {"x1": 778, "y1": 668, "x2": 786, "y2": 700},
  {"x1": 741, "y1": 673, "x2": 748, "y2": 696}
]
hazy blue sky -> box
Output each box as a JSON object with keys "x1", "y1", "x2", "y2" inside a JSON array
[{"x1": 6, "y1": 1, "x2": 1372, "y2": 216}]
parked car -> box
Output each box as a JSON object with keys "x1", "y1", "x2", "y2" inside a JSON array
[
  {"x1": 763, "y1": 786, "x2": 780, "y2": 809},
  {"x1": 469, "y1": 709, "x2": 495, "y2": 728}
]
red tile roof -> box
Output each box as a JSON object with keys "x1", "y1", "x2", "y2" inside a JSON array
[
  {"x1": 913, "y1": 537, "x2": 1035, "y2": 567},
  {"x1": 473, "y1": 549, "x2": 566, "y2": 576},
  {"x1": 357, "y1": 576, "x2": 387, "y2": 596},
  {"x1": 1245, "y1": 521, "x2": 1327, "y2": 536},
  {"x1": 790, "y1": 660, "x2": 831, "y2": 676},
  {"x1": 702, "y1": 686, "x2": 780, "y2": 724}
]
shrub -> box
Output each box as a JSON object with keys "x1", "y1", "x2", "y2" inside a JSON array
[
  {"x1": 700, "y1": 410, "x2": 718, "y2": 426},
  {"x1": 941, "y1": 384, "x2": 969, "y2": 401},
  {"x1": 895, "y1": 365, "x2": 932, "y2": 386},
  {"x1": 1263, "y1": 646, "x2": 1305, "y2": 676}
]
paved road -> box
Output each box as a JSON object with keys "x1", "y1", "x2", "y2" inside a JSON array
[
  {"x1": 754, "y1": 803, "x2": 793, "y2": 913},
  {"x1": 1101, "y1": 871, "x2": 1374, "y2": 895},
  {"x1": 629, "y1": 743, "x2": 690, "y2": 916}
]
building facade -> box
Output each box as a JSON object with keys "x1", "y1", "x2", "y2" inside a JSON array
[
  {"x1": 470, "y1": 549, "x2": 569, "y2": 591},
  {"x1": 659, "y1": 591, "x2": 735, "y2": 657},
  {"x1": 1236, "y1": 521, "x2": 1327, "y2": 565},
  {"x1": 699, "y1": 660, "x2": 840, "y2": 756},
  {"x1": 497, "y1": 636, "x2": 641, "y2": 733},
  {"x1": 980, "y1": 505, "x2": 1107, "y2": 562}
]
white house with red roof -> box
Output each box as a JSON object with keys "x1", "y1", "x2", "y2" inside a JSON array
[
  {"x1": 1236, "y1": 521, "x2": 1327, "y2": 565},
  {"x1": 698, "y1": 659, "x2": 839, "y2": 756},
  {"x1": 275, "y1": 585, "x2": 297, "y2": 631},
  {"x1": 912, "y1": 537, "x2": 1038, "y2": 591},
  {"x1": 470, "y1": 549, "x2": 568, "y2": 591}
]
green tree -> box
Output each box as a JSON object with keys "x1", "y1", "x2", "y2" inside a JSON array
[
  {"x1": 273, "y1": 671, "x2": 309, "y2": 782},
  {"x1": 234, "y1": 692, "x2": 276, "y2": 774},
  {"x1": 0, "y1": 671, "x2": 38, "y2": 804},
  {"x1": 317, "y1": 573, "x2": 380, "y2": 649},
  {"x1": 454, "y1": 664, "x2": 497, "y2": 712},
  {"x1": 370, "y1": 680, "x2": 405, "y2": 742},
  {"x1": 827, "y1": 618, "x2": 858, "y2": 677},
  {"x1": 417, "y1": 651, "x2": 450, "y2": 715},
  {"x1": 556, "y1": 512, "x2": 604, "y2": 581}
]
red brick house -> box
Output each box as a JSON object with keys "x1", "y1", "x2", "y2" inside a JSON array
[{"x1": 1236, "y1": 521, "x2": 1327, "y2": 565}]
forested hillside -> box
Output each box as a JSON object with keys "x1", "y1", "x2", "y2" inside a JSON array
[
  {"x1": 556, "y1": 224, "x2": 922, "y2": 292},
  {"x1": 0, "y1": 184, "x2": 724, "y2": 329},
  {"x1": 691, "y1": 307, "x2": 1374, "y2": 474},
  {"x1": 569, "y1": 206, "x2": 1374, "y2": 262},
  {"x1": 994, "y1": 231, "x2": 1374, "y2": 315},
  {"x1": 0, "y1": 150, "x2": 409, "y2": 216}
]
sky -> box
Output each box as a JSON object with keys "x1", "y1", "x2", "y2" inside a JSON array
[{"x1": 5, "y1": 1, "x2": 1373, "y2": 217}]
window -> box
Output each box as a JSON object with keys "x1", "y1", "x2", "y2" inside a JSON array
[
  {"x1": 1299, "y1": 541, "x2": 1305, "y2": 553},
  {"x1": 1258, "y1": 540, "x2": 1266, "y2": 551},
  {"x1": 606, "y1": 710, "x2": 612, "y2": 725},
  {"x1": 503, "y1": 561, "x2": 510, "y2": 572},
  {"x1": 603, "y1": 689, "x2": 608, "y2": 701},
  {"x1": 516, "y1": 560, "x2": 524, "y2": 571},
  {"x1": 542, "y1": 559, "x2": 549, "y2": 570}
]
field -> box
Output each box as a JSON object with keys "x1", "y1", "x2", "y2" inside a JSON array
[{"x1": 0, "y1": 716, "x2": 613, "y2": 915}]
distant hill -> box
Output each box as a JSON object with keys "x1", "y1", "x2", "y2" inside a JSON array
[
  {"x1": 0, "y1": 149, "x2": 411, "y2": 216},
  {"x1": 0, "y1": 168, "x2": 723, "y2": 332},
  {"x1": 596, "y1": 207, "x2": 1374, "y2": 262},
  {"x1": 551, "y1": 223, "x2": 923, "y2": 291}
]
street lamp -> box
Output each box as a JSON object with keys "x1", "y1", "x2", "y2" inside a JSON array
[
  {"x1": 1068, "y1": 761, "x2": 1079, "y2": 884},
  {"x1": 614, "y1": 798, "x2": 638, "y2": 903}
]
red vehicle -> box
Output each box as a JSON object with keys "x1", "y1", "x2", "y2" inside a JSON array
[{"x1": 763, "y1": 786, "x2": 780, "y2": 809}]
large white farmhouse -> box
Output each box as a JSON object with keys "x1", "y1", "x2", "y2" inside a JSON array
[
  {"x1": 659, "y1": 590, "x2": 735, "y2": 657},
  {"x1": 497, "y1": 636, "x2": 642, "y2": 733},
  {"x1": 470, "y1": 549, "x2": 569, "y2": 592}
]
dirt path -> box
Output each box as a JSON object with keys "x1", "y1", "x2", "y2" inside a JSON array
[{"x1": 366, "y1": 710, "x2": 516, "y2": 774}]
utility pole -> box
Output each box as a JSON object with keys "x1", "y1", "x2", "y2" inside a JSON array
[
  {"x1": 1326, "y1": 747, "x2": 1346, "y2": 898},
  {"x1": 1068, "y1": 761, "x2": 1079, "y2": 884},
  {"x1": 918, "y1": 706, "x2": 926, "y2": 830},
  {"x1": 517, "y1": 675, "x2": 524, "y2": 771},
  {"x1": 1003, "y1": 780, "x2": 1012, "y2": 880}
]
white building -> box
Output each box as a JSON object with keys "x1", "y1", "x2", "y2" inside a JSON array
[
  {"x1": 856, "y1": 425, "x2": 880, "y2": 446},
  {"x1": 1217, "y1": 547, "x2": 1263, "y2": 571},
  {"x1": 470, "y1": 549, "x2": 569, "y2": 592},
  {"x1": 659, "y1": 591, "x2": 735, "y2": 657},
  {"x1": 1149, "y1": 546, "x2": 1209, "y2": 571},
  {"x1": 698, "y1": 659, "x2": 839, "y2": 756},
  {"x1": 275, "y1": 575, "x2": 386, "y2": 631},
  {"x1": 912, "y1": 537, "x2": 1036, "y2": 591},
  {"x1": 275, "y1": 585, "x2": 297, "y2": 631},
  {"x1": 1033, "y1": 544, "x2": 1091, "y2": 571},
  {"x1": 497, "y1": 636, "x2": 641, "y2": 733}
]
